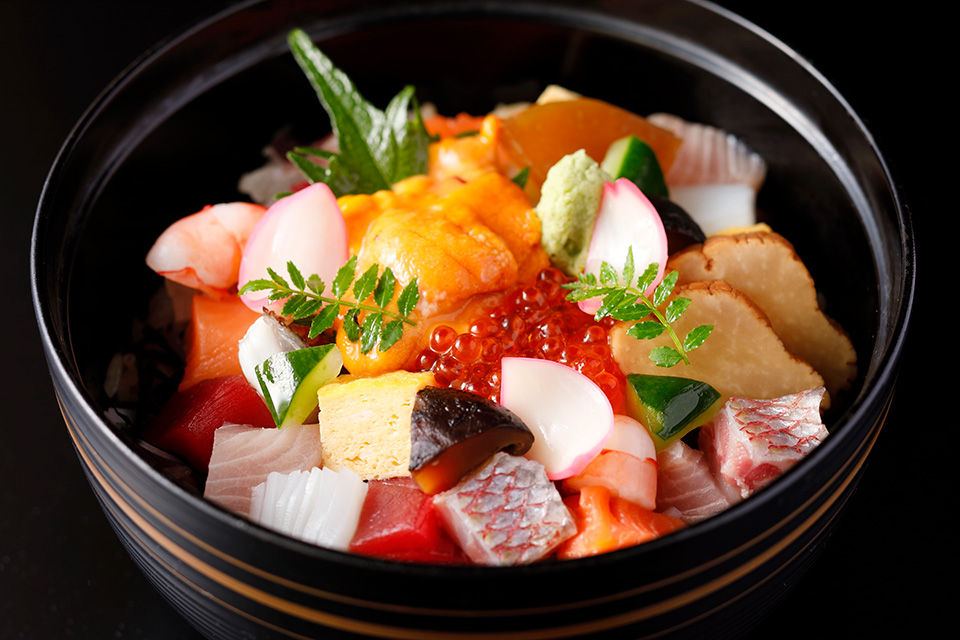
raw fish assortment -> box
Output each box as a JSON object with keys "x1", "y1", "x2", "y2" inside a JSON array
[{"x1": 125, "y1": 30, "x2": 858, "y2": 566}]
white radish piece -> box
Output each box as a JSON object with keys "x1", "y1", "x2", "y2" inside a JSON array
[
  {"x1": 238, "y1": 182, "x2": 349, "y2": 312},
  {"x1": 579, "y1": 178, "x2": 668, "y2": 315},
  {"x1": 237, "y1": 314, "x2": 307, "y2": 392},
  {"x1": 669, "y1": 184, "x2": 757, "y2": 236},
  {"x1": 249, "y1": 466, "x2": 368, "y2": 551},
  {"x1": 499, "y1": 357, "x2": 613, "y2": 480},
  {"x1": 604, "y1": 414, "x2": 657, "y2": 462}
]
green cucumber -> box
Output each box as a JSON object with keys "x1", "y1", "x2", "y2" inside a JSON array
[
  {"x1": 601, "y1": 135, "x2": 669, "y2": 198},
  {"x1": 625, "y1": 374, "x2": 721, "y2": 450},
  {"x1": 256, "y1": 344, "x2": 343, "y2": 428}
]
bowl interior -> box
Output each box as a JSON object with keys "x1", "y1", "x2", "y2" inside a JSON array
[{"x1": 37, "y1": 0, "x2": 907, "y2": 550}]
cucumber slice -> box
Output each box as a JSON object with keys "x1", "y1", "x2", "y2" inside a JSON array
[
  {"x1": 625, "y1": 374, "x2": 721, "y2": 450},
  {"x1": 256, "y1": 344, "x2": 343, "y2": 427},
  {"x1": 601, "y1": 135, "x2": 669, "y2": 198}
]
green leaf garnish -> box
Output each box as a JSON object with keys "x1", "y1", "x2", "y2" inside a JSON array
[
  {"x1": 286, "y1": 29, "x2": 432, "y2": 196},
  {"x1": 562, "y1": 248, "x2": 713, "y2": 367},
  {"x1": 238, "y1": 258, "x2": 419, "y2": 352}
]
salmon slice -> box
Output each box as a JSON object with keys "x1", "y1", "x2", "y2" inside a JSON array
[
  {"x1": 557, "y1": 485, "x2": 685, "y2": 560},
  {"x1": 204, "y1": 422, "x2": 323, "y2": 517},
  {"x1": 180, "y1": 294, "x2": 260, "y2": 391}
]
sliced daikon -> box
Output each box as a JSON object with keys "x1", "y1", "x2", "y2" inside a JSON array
[
  {"x1": 249, "y1": 466, "x2": 368, "y2": 551},
  {"x1": 580, "y1": 178, "x2": 668, "y2": 315},
  {"x1": 237, "y1": 313, "x2": 307, "y2": 392},
  {"x1": 669, "y1": 184, "x2": 756, "y2": 236},
  {"x1": 238, "y1": 182, "x2": 348, "y2": 312},
  {"x1": 499, "y1": 357, "x2": 613, "y2": 480}
]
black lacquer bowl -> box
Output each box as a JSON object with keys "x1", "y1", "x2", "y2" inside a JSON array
[{"x1": 31, "y1": 1, "x2": 914, "y2": 638}]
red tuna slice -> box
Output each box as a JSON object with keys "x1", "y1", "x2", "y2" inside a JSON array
[
  {"x1": 699, "y1": 386, "x2": 828, "y2": 499},
  {"x1": 434, "y1": 452, "x2": 576, "y2": 566},
  {"x1": 204, "y1": 422, "x2": 323, "y2": 517},
  {"x1": 349, "y1": 477, "x2": 465, "y2": 564},
  {"x1": 142, "y1": 375, "x2": 275, "y2": 473},
  {"x1": 656, "y1": 440, "x2": 739, "y2": 524}
]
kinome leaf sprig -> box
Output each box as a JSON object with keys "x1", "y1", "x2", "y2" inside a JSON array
[
  {"x1": 239, "y1": 257, "x2": 419, "y2": 354},
  {"x1": 562, "y1": 247, "x2": 713, "y2": 367}
]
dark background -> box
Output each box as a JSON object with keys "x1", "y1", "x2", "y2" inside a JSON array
[{"x1": 0, "y1": 1, "x2": 945, "y2": 638}]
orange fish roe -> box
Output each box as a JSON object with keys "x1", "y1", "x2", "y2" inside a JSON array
[{"x1": 414, "y1": 267, "x2": 626, "y2": 412}]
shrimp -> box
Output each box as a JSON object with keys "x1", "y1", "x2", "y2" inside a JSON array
[{"x1": 145, "y1": 202, "x2": 267, "y2": 297}]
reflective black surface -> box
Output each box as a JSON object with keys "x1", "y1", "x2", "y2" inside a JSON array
[{"x1": 3, "y1": 1, "x2": 943, "y2": 637}]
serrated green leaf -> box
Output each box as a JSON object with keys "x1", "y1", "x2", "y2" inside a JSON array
[
  {"x1": 360, "y1": 312, "x2": 384, "y2": 354},
  {"x1": 286, "y1": 29, "x2": 430, "y2": 196},
  {"x1": 636, "y1": 262, "x2": 660, "y2": 293},
  {"x1": 374, "y1": 268, "x2": 396, "y2": 308},
  {"x1": 665, "y1": 296, "x2": 691, "y2": 324},
  {"x1": 332, "y1": 255, "x2": 357, "y2": 298},
  {"x1": 684, "y1": 324, "x2": 714, "y2": 351},
  {"x1": 626, "y1": 321, "x2": 665, "y2": 340},
  {"x1": 653, "y1": 270, "x2": 679, "y2": 307},
  {"x1": 293, "y1": 146, "x2": 338, "y2": 160},
  {"x1": 353, "y1": 264, "x2": 379, "y2": 302},
  {"x1": 380, "y1": 319, "x2": 404, "y2": 352},
  {"x1": 595, "y1": 289, "x2": 628, "y2": 320},
  {"x1": 306, "y1": 274, "x2": 324, "y2": 295},
  {"x1": 609, "y1": 302, "x2": 653, "y2": 321},
  {"x1": 267, "y1": 267, "x2": 288, "y2": 288},
  {"x1": 287, "y1": 261, "x2": 305, "y2": 290},
  {"x1": 281, "y1": 294, "x2": 307, "y2": 317},
  {"x1": 268, "y1": 290, "x2": 289, "y2": 302},
  {"x1": 296, "y1": 299, "x2": 323, "y2": 318},
  {"x1": 238, "y1": 279, "x2": 276, "y2": 295},
  {"x1": 342, "y1": 308, "x2": 361, "y2": 342},
  {"x1": 599, "y1": 261, "x2": 619, "y2": 286},
  {"x1": 622, "y1": 247, "x2": 635, "y2": 290},
  {"x1": 397, "y1": 278, "x2": 419, "y2": 316},
  {"x1": 309, "y1": 304, "x2": 339, "y2": 339},
  {"x1": 649, "y1": 346, "x2": 683, "y2": 368}
]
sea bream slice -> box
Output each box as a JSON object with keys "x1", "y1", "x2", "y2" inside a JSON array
[
  {"x1": 434, "y1": 452, "x2": 576, "y2": 566},
  {"x1": 656, "y1": 440, "x2": 740, "y2": 524},
  {"x1": 699, "y1": 387, "x2": 828, "y2": 499},
  {"x1": 203, "y1": 422, "x2": 323, "y2": 517}
]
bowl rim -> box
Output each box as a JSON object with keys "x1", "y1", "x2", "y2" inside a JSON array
[{"x1": 30, "y1": 0, "x2": 916, "y2": 578}]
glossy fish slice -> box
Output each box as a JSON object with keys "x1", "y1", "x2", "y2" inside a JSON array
[
  {"x1": 699, "y1": 386, "x2": 828, "y2": 499},
  {"x1": 647, "y1": 113, "x2": 767, "y2": 190},
  {"x1": 434, "y1": 452, "x2": 576, "y2": 566},
  {"x1": 655, "y1": 440, "x2": 739, "y2": 524},
  {"x1": 204, "y1": 422, "x2": 323, "y2": 517}
]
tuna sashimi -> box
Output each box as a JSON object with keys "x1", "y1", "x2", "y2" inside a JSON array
[
  {"x1": 204, "y1": 422, "x2": 323, "y2": 516},
  {"x1": 656, "y1": 440, "x2": 739, "y2": 524},
  {"x1": 349, "y1": 477, "x2": 465, "y2": 564},
  {"x1": 699, "y1": 387, "x2": 828, "y2": 499},
  {"x1": 434, "y1": 452, "x2": 576, "y2": 566}
]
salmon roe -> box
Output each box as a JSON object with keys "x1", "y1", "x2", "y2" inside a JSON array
[{"x1": 415, "y1": 267, "x2": 625, "y2": 411}]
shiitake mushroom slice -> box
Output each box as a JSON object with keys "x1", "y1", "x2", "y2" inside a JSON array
[
  {"x1": 409, "y1": 387, "x2": 534, "y2": 494},
  {"x1": 647, "y1": 193, "x2": 706, "y2": 254}
]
